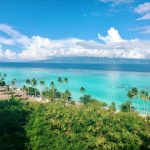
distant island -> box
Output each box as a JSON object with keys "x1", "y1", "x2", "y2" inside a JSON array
[{"x1": 32, "y1": 57, "x2": 150, "y2": 64}]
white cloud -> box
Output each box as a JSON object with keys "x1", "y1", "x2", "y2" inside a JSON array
[
  {"x1": 141, "y1": 26, "x2": 150, "y2": 34},
  {"x1": 99, "y1": 0, "x2": 133, "y2": 4},
  {"x1": 0, "y1": 37, "x2": 14, "y2": 45},
  {"x1": 0, "y1": 24, "x2": 30, "y2": 46},
  {"x1": 98, "y1": 27, "x2": 126, "y2": 43},
  {"x1": 0, "y1": 24, "x2": 150, "y2": 61},
  {"x1": 129, "y1": 26, "x2": 150, "y2": 34},
  {"x1": 0, "y1": 48, "x2": 17, "y2": 60},
  {"x1": 135, "y1": 2, "x2": 150, "y2": 20}
]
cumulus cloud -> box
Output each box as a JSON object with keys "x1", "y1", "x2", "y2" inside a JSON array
[
  {"x1": 0, "y1": 24, "x2": 150, "y2": 61},
  {"x1": 135, "y1": 2, "x2": 150, "y2": 20},
  {"x1": 0, "y1": 46, "x2": 17, "y2": 60},
  {"x1": 98, "y1": 27, "x2": 126, "y2": 43}
]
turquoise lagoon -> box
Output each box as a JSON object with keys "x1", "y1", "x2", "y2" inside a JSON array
[{"x1": 0, "y1": 67, "x2": 150, "y2": 114}]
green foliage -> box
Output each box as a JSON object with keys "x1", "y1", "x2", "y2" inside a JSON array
[
  {"x1": 109, "y1": 102, "x2": 116, "y2": 111},
  {"x1": 80, "y1": 95, "x2": 97, "y2": 104},
  {"x1": 0, "y1": 99, "x2": 149, "y2": 150},
  {"x1": 62, "y1": 90, "x2": 72, "y2": 101},
  {"x1": 0, "y1": 98, "x2": 29, "y2": 150},
  {"x1": 26, "y1": 102, "x2": 150, "y2": 150},
  {"x1": 0, "y1": 80, "x2": 5, "y2": 86},
  {"x1": 0, "y1": 73, "x2": 6, "y2": 86},
  {"x1": 120, "y1": 101, "x2": 131, "y2": 112},
  {"x1": 28, "y1": 87, "x2": 40, "y2": 97},
  {"x1": 42, "y1": 88, "x2": 61, "y2": 101}
]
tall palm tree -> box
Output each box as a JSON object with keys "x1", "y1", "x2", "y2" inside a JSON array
[
  {"x1": 11, "y1": 78, "x2": 16, "y2": 89},
  {"x1": 31, "y1": 78, "x2": 38, "y2": 98},
  {"x1": 131, "y1": 87, "x2": 139, "y2": 112},
  {"x1": 0, "y1": 76, "x2": 5, "y2": 87},
  {"x1": 11, "y1": 78, "x2": 16, "y2": 98},
  {"x1": 22, "y1": 85, "x2": 27, "y2": 95},
  {"x1": 40, "y1": 80, "x2": 45, "y2": 99},
  {"x1": 58, "y1": 77, "x2": 64, "y2": 99},
  {"x1": 40, "y1": 80, "x2": 45, "y2": 88},
  {"x1": 80, "y1": 87, "x2": 85, "y2": 93},
  {"x1": 64, "y1": 90, "x2": 71, "y2": 101},
  {"x1": 50, "y1": 81, "x2": 54, "y2": 88},
  {"x1": 64, "y1": 77, "x2": 68, "y2": 84},
  {"x1": 26, "y1": 79, "x2": 31, "y2": 96},
  {"x1": 50, "y1": 81, "x2": 55, "y2": 101},
  {"x1": 127, "y1": 90, "x2": 134, "y2": 111},
  {"x1": 58, "y1": 77, "x2": 63, "y2": 84},
  {"x1": 140, "y1": 90, "x2": 149, "y2": 119}
]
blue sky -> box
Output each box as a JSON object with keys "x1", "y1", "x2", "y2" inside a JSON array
[{"x1": 0, "y1": 0, "x2": 150, "y2": 61}]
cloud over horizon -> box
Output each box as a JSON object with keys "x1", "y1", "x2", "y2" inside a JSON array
[{"x1": 0, "y1": 24, "x2": 150, "y2": 61}]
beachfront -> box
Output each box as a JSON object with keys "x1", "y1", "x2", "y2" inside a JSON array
[{"x1": 0, "y1": 72, "x2": 150, "y2": 117}]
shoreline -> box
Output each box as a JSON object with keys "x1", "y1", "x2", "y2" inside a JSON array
[{"x1": 0, "y1": 86, "x2": 149, "y2": 117}]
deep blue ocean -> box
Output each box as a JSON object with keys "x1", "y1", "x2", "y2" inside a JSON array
[{"x1": 0, "y1": 62, "x2": 150, "y2": 72}]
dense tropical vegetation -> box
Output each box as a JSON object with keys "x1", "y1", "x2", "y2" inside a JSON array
[
  {"x1": 0, "y1": 72, "x2": 150, "y2": 149},
  {"x1": 0, "y1": 98, "x2": 149, "y2": 150}
]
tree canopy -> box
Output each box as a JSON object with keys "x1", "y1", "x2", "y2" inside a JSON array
[{"x1": 0, "y1": 99, "x2": 149, "y2": 150}]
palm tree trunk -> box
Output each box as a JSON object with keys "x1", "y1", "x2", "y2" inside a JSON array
[
  {"x1": 28, "y1": 87, "x2": 29, "y2": 98},
  {"x1": 130, "y1": 98, "x2": 132, "y2": 112},
  {"x1": 52, "y1": 88, "x2": 54, "y2": 102},
  {"x1": 35, "y1": 89, "x2": 36, "y2": 98},
  {"x1": 144, "y1": 101, "x2": 147, "y2": 121}
]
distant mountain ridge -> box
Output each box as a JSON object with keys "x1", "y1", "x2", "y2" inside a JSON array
[{"x1": 33, "y1": 57, "x2": 150, "y2": 64}]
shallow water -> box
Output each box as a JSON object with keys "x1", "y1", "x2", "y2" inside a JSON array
[{"x1": 0, "y1": 65, "x2": 150, "y2": 114}]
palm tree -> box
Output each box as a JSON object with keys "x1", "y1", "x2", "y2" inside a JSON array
[
  {"x1": 31, "y1": 78, "x2": 38, "y2": 98},
  {"x1": 145, "y1": 92, "x2": 149, "y2": 117},
  {"x1": 11, "y1": 78, "x2": 16, "y2": 89},
  {"x1": 26, "y1": 79, "x2": 31, "y2": 97},
  {"x1": 64, "y1": 77, "x2": 68, "y2": 84},
  {"x1": 64, "y1": 90, "x2": 71, "y2": 101},
  {"x1": 0, "y1": 76, "x2": 5, "y2": 87},
  {"x1": 58, "y1": 77, "x2": 64, "y2": 99},
  {"x1": 50, "y1": 81, "x2": 55, "y2": 101},
  {"x1": 50, "y1": 81, "x2": 54, "y2": 88},
  {"x1": 140, "y1": 90, "x2": 149, "y2": 119},
  {"x1": 40, "y1": 80, "x2": 45, "y2": 88},
  {"x1": 40, "y1": 80, "x2": 45, "y2": 99},
  {"x1": 80, "y1": 87, "x2": 85, "y2": 93},
  {"x1": 58, "y1": 77, "x2": 63, "y2": 84},
  {"x1": 22, "y1": 85, "x2": 27, "y2": 95},
  {"x1": 11, "y1": 78, "x2": 16, "y2": 98},
  {"x1": 131, "y1": 87, "x2": 139, "y2": 112},
  {"x1": 127, "y1": 90, "x2": 134, "y2": 111}
]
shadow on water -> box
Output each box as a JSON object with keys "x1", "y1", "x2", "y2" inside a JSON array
[{"x1": 0, "y1": 99, "x2": 29, "y2": 150}]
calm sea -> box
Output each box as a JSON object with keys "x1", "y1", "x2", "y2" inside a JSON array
[
  {"x1": 0, "y1": 62, "x2": 150, "y2": 72},
  {"x1": 0, "y1": 62, "x2": 150, "y2": 114}
]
